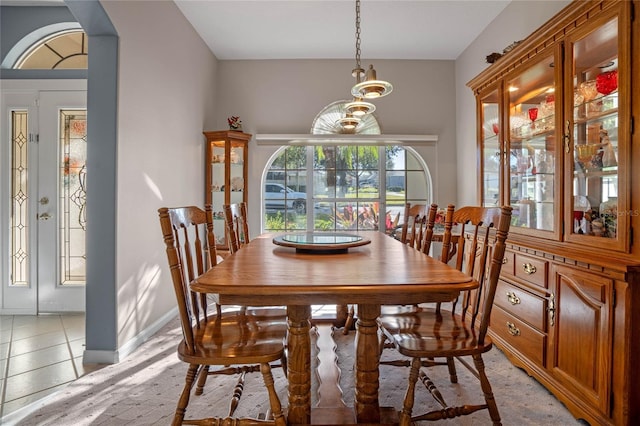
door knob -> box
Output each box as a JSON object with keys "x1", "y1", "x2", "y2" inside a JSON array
[
  {"x1": 40, "y1": 197, "x2": 49, "y2": 205},
  {"x1": 38, "y1": 212, "x2": 51, "y2": 220}
]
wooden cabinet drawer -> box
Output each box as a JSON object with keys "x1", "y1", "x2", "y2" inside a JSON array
[
  {"x1": 514, "y1": 253, "x2": 548, "y2": 288},
  {"x1": 501, "y1": 251, "x2": 515, "y2": 276},
  {"x1": 495, "y1": 280, "x2": 547, "y2": 331},
  {"x1": 490, "y1": 305, "x2": 546, "y2": 367}
]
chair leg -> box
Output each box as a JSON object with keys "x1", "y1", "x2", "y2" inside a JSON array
[
  {"x1": 335, "y1": 304, "x2": 349, "y2": 328},
  {"x1": 343, "y1": 305, "x2": 355, "y2": 335},
  {"x1": 378, "y1": 332, "x2": 387, "y2": 357},
  {"x1": 260, "y1": 363, "x2": 286, "y2": 426},
  {"x1": 473, "y1": 354, "x2": 501, "y2": 425},
  {"x1": 446, "y1": 357, "x2": 458, "y2": 383},
  {"x1": 399, "y1": 357, "x2": 421, "y2": 426},
  {"x1": 229, "y1": 371, "x2": 247, "y2": 416},
  {"x1": 195, "y1": 365, "x2": 210, "y2": 395},
  {"x1": 172, "y1": 363, "x2": 200, "y2": 426},
  {"x1": 280, "y1": 352, "x2": 288, "y2": 378}
]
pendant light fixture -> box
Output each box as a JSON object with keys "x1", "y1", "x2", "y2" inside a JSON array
[
  {"x1": 349, "y1": 0, "x2": 393, "y2": 100},
  {"x1": 336, "y1": 112, "x2": 362, "y2": 133},
  {"x1": 344, "y1": 96, "x2": 376, "y2": 117}
]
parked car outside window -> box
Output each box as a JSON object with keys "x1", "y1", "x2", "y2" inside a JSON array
[{"x1": 265, "y1": 183, "x2": 307, "y2": 213}]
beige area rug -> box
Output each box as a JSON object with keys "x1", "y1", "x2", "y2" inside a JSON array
[{"x1": 14, "y1": 316, "x2": 582, "y2": 425}]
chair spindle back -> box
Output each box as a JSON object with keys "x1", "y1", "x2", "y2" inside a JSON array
[
  {"x1": 223, "y1": 202, "x2": 250, "y2": 253},
  {"x1": 447, "y1": 205, "x2": 510, "y2": 339},
  {"x1": 158, "y1": 205, "x2": 218, "y2": 353}
]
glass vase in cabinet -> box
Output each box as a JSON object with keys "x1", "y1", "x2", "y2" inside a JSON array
[{"x1": 204, "y1": 130, "x2": 250, "y2": 250}]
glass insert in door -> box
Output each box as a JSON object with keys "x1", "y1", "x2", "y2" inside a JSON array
[
  {"x1": 571, "y1": 17, "x2": 619, "y2": 239},
  {"x1": 507, "y1": 54, "x2": 557, "y2": 231},
  {"x1": 10, "y1": 110, "x2": 29, "y2": 287},
  {"x1": 59, "y1": 110, "x2": 87, "y2": 285}
]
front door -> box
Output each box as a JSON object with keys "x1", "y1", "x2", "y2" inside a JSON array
[{"x1": 1, "y1": 88, "x2": 87, "y2": 314}]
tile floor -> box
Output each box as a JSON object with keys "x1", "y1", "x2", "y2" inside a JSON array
[{"x1": 0, "y1": 314, "x2": 101, "y2": 421}]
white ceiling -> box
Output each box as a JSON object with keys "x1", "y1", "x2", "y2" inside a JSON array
[
  {"x1": 173, "y1": 0, "x2": 511, "y2": 60},
  {"x1": 1, "y1": 0, "x2": 512, "y2": 61}
]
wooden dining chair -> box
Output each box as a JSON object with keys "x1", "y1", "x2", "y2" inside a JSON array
[
  {"x1": 378, "y1": 205, "x2": 512, "y2": 425},
  {"x1": 222, "y1": 200, "x2": 286, "y2": 307},
  {"x1": 375, "y1": 203, "x2": 441, "y2": 343},
  {"x1": 159, "y1": 206, "x2": 287, "y2": 426},
  {"x1": 417, "y1": 203, "x2": 439, "y2": 256},
  {"x1": 397, "y1": 202, "x2": 429, "y2": 249},
  {"x1": 223, "y1": 202, "x2": 249, "y2": 253}
]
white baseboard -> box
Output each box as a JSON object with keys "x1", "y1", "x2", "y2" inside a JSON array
[
  {"x1": 82, "y1": 307, "x2": 178, "y2": 364},
  {"x1": 82, "y1": 349, "x2": 120, "y2": 364}
]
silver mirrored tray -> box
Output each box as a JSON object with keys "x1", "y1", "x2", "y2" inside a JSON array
[{"x1": 272, "y1": 232, "x2": 371, "y2": 253}]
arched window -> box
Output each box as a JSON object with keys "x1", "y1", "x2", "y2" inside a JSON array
[
  {"x1": 15, "y1": 30, "x2": 88, "y2": 70},
  {"x1": 262, "y1": 145, "x2": 432, "y2": 234}
]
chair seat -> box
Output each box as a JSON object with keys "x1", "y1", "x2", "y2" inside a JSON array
[
  {"x1": 378, "y1": 309, "x2": 493, "y2": 358},
  {"x1": 179, "y1": 310, "x2": 287, "y2": 365}
]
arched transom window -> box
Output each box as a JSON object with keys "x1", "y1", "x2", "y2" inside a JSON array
[{"x1": 16, "y1": 30, "x2": 88, "y2": 70}]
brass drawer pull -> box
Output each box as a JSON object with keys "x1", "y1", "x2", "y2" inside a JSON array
[
  {"x1": 502, "y1": 257, "x2": 508, "y2": 264},
  {"x1": 522, "y1": 263, "x2": 537, "y2": 275},
  {"x1": 506, "y1": 291, "x2": 521, "y2": 305},
  {"x1": 507, "y1": 322, "x2": 521, "y2": 336},
  {"x1": 548, "y1": 293, "x2": 556, "y2": 327}
]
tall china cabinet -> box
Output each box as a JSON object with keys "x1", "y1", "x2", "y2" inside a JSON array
[
  {"x1": 468, "y1": 1, "x2": 639, "y2": 424},
  {"x1": 204, "y1": 130, "x2": 249, "y2": 250}
]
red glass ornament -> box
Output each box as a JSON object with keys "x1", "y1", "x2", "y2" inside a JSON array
[{"x1": 596, "y1": 70, "x2": 618, "y2": 95}]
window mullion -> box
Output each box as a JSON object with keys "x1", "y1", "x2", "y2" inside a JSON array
[
  {"x1": 378, "y1": 145, "x2": 386, "y2": 233},
  {"x1": 306, "y1": 146, "x2": 314, "y2": 230}
]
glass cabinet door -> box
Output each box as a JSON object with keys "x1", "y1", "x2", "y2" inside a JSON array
[
  {"x1": 228, "y1": 142, "x2": 246, "y2": 204},
  {"x1": 566, "y1": 14, "x2": 625, "y2": 249},
  {"x1": 209, "y1": 141, "x2": 229, "y2": 247},
  {"x1": 506, "y1": 52, "x2": 559, "y2": 235},
  {"x1": 479, "y1": 86, "x2": 502, "y2": 207}
]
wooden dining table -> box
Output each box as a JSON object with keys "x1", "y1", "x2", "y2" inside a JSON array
[{"x1": 191, "y1": 231, "x2": 477, "y2": 425}]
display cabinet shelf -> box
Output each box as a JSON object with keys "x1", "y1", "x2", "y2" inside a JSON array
[{"x1": 510, "y1": 125, "x2": 556, "y2": 142}]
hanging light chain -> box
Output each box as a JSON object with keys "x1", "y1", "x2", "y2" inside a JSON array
[
  {"x1": 355, "y1": 0, "x2": 361, "y2": 70},
  {"x1": 352, "y1": 0, "x2": 364, "y2": 81}
]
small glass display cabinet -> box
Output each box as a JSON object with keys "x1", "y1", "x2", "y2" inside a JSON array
[{"x1": 204, "y1": 130, "x2": 249, "y2": 249}]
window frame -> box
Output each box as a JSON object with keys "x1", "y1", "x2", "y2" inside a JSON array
[{"x1": 261, "y1": 144, "x2": 433, "y2": 234}]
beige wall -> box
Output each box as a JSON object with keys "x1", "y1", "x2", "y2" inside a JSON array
[
  {"x1": 215, "y1": 59, "x2": 456, "y2": 233},
  {"x1": 100, "y1": 0, "x2": 218, "y2": 348}
]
